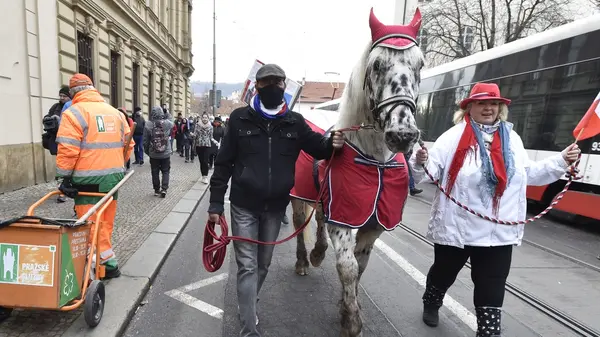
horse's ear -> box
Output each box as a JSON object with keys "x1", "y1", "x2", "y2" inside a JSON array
[
  {"x1": 369, "y1": 7, "x2": 384, "y2": 34},
  {"x1": 409, "y1": 8, "x2": 422, "y2": 33}
]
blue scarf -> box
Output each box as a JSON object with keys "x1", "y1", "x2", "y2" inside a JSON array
[
  {"x1": 252, "y1": 95, "x2": 288, "y2": 119},
  {"x1": 471, "y1": 119, "x2": 515, "y2": 208}
]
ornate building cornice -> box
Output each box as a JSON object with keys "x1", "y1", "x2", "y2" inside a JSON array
[
  {"x1": 106, "y1": 20, "x2": 132, "y2": 40},
  {"x1": 72, "y1": 0, "x2": 107, "y2": 23}
]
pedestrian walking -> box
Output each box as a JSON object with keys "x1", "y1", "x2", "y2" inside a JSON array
[
  {"x1": 207, "y1": 63, "x2": 345, "y2": 337},
  {"x1": 42, "y1": 85, "x2": 72, "y2": 203},
  {"x1": 410, "y1": 82, "x2": 581, "y2": 337},
  {"x1": 208, "y1": 116, "x2": 225, "y2": 170},
  {"x1": 188, "y1": 115, "x2": 197, "y2": 163},
  {"x1": 132, "y1": 106, "x2": 146, "y2": 165},
  {"x1": 56, "y1": 73, "x2": 134, "y2": 279},
  {"x1": 118, "y1": 108, "x2": 135, "y2": 171},
  {"x1": 194, "y1": 113, "x2": 217, "y2": 184},
  {"x1": 143, "y1": 106, "x2": 174, "y2": 198},
  {"x1": 175, "y1": 112, "x2": 185, "y2": 156},
  {"x1": 404, "y1": 150, "x2": 423, "y2": 196},
  {"x1": 182, "y1": 117, "x2": 194, "y2": 163}
]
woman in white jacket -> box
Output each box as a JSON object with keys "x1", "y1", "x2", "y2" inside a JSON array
[{"x1": 410, "y1": 82, "x2": 581, "y2": 337}]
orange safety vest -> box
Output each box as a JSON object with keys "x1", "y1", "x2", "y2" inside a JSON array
[{"x1": 56, "y1": 89, "x2": 134, "y2": 203}]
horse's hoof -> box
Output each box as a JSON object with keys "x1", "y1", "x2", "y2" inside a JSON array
[
  {"x1": 309, "y1": 249, "x2": 326, "y2": 267},
  {"x1": 295, "y1": 261, "x2": 309, "y2": 276}
]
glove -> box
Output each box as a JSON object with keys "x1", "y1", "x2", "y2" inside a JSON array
[{"x1": 59, "y1": 177, "x2": 79, "y2": 199}]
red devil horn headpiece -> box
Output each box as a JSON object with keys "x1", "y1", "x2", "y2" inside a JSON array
[{"x1": 369, "y1": 7, "x2": 422, "y2": 51}]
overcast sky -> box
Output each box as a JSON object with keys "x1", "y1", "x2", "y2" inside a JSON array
[{"x1": 190, "y1": 0, "x2": 398, "y2": 84}]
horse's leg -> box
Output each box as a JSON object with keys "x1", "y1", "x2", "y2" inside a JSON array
[
  {"x1": 309, "y1": 202, "x2": 328, "y2": 267},
  {"x1": 354, "y1": 227, "x2": 385, "y2": 298},
  {"x1": 328, "y1": 224, "x2": 362, "y2": 337},
  {"x1": 292, "y1": 198, "x2": 310, "y2": 276}
]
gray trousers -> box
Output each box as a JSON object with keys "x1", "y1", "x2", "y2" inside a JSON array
[{"x1": 230, "y1": 203, "x2": 285, "y2": 337}]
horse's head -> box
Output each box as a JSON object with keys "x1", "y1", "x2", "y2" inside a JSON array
[{"x1": 365, "y1": 8, "x2": 424, "y2": 153}]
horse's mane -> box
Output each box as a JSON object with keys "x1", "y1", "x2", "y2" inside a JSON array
[{"x1": 335, "y1": 42, "x2": 424, "y2": 158}]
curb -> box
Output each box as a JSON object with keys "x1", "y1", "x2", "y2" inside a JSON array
[{"x1": 62, "y1": 179, "x2": 210, "y2": 337}]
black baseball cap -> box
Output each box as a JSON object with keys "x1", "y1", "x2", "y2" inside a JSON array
[{"x1": 256, "y1": 64, "x2": 286, "y2": 81}]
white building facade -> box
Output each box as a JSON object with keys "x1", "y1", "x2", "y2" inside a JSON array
[{"x1": 0, "y1": 0, "x2": 194, "y2": 193}]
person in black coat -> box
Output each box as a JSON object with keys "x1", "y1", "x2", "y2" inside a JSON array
[
  {"x1": 132, "y1": 107, "x2": 146, "y2": 165},
  {"x1": 208, "y1": 116, "x2": 225, "y2": 169},
  {"x1": 41, "y1": 86, "x2": 71, "y2": 203}
]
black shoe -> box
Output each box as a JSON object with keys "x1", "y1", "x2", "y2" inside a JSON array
[
  {"x1": 154, "y1": 190, "x2": 161, "y2": 196},
  {"x1": 132, "y1": 161, "x2": 140, "y2": 165},
  {"x1": 422, "y1": 285, "x2": 444, "y2": 327},
  {"x1": 410, "y1": 188, "x2": 423, "y2": 196},
  {"x1": 423, "y1": 304, "x2": 440, "y2": 327},
  {"x1": 140, "y1": 161, "x2": 144, "y2": 165},
  {"x1": 103, "y1": 267, "x2": 121, "y2": 279},
  {"x1": 282, "y1": 214, "x2": 289, "y2": 225},
  {"x1": 160, "y1": 190, "x2": 167, "y2": 198},
  {"x1": 57, "y1": 195, "x2": 67, "y2": 203}
]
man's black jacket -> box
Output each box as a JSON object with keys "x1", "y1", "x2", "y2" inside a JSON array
[{"x1": 208, "y1": 106, "x2": 334, "y2": 214}]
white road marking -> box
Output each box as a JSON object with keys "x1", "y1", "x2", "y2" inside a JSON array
[
  {"x1": 164, "y1": 273, "x2": 228, "y2": 320},
  {"x1": 374, "y1": 240, "x2": 477, "y2": 331},
  {"x1": 165, "y1": 290, "x2": 225, "y2": 319}
]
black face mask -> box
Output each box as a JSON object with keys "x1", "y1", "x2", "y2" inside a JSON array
[{"x1": 257, "y1": 85, "x2": 285, "y2": 109}]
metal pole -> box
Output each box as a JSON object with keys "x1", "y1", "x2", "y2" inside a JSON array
[
  {"x1": 212, "y1": 0, "x2": 217, "y2": 116},
  {"x1": 73, "y1": 170, "x2": 135, "y2": 226}
]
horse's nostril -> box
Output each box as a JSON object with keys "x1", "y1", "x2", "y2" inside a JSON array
[{"x1": 385, "y1": 132, "x2": 399, "y2": 144}]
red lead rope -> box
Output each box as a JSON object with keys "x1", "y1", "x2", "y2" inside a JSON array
[{"x1": 202, "y1": 125, "x2": 365, "y2": 272}]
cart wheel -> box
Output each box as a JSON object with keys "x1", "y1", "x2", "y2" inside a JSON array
[{"x1": 83, "y1": 280, "x2": 105, "y2": 328}]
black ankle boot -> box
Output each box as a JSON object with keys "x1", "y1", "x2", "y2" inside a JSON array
[
  {"x1": 476, "y1": 307, "x2": 502, "y2": 337},
  {"x1": 422, "y1": 285, "x2": 445, "y2": 327}
]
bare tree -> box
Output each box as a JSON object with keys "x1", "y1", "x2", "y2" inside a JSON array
[
  {"x1": 421, "y1": 0, "x2": 573, "y2": 66},
  {"x1": 190, "y1": 95, "x2": 210, "y2": 116}
]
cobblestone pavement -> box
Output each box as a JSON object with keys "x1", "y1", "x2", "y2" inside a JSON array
[{"x1": 0, "y1": 153, "x2": 204, "y2": 337}]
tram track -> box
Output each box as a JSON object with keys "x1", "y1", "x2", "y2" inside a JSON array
[
  {"x1": 396, "y1": 222, "x2": 600, "y2": 337},
  {"x1": 410, "y1": 194, "x2": 600, "y2": 274}
]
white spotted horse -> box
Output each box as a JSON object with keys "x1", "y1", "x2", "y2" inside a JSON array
[{"x1": 289, "y1": 8, "x2": 425, "y2": 337}]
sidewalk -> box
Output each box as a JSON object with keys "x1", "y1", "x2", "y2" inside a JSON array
[{"x1": 0, "y1": 153, "x2": 204, "y2": 337}]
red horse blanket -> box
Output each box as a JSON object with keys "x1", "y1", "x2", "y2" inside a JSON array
[{"x1": 290, "y1": 120, "x2": 409, "y2": 231}]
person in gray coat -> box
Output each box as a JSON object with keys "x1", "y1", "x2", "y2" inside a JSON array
[{"x1": 143, "y1": 106, "x2": 174, "y2": 197}]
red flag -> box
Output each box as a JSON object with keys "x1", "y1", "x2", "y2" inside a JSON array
[{"x1": 573, "y1": 91, "x2": 600, "y2": 141}]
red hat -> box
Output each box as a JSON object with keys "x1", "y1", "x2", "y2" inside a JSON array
[
  {"x1": 459, "y1": 82, "x2": 511, "y2": 110},
  {"x1": 369, "y1": 7, "x2": 422, "y2": 50}
]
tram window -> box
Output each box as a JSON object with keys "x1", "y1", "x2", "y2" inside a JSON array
[
  {"x1": 501, "y1": 59, "x2": 600, "y2": 151},
  {"x1": 416, "y1": 93, "x2": 431, "y2": 140},
  {"x1": 425, "y1": 90, "x2": 456, "y2": 141}
]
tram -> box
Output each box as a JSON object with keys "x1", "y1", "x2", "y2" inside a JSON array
[{"x1": 417, "y1": 14, "x2": 600, "y2": 221}]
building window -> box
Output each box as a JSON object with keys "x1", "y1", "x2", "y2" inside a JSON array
[
  {"x1": 160, "y1": 77, "x2": 165, "y2": 107},
  {"x1": 463, "y1": 26, "x2": 474, "y2": 51},
  {"x1": 131, "y1": 63, "x2": 140, "y2": 109},
  {"x1": 77, "y1": 32, "x2": 94, "y2": 82},
  {"x1": 132, "y1": 63, "x2": 140, "y2": 109},
  {"x1": 110, "y1": 51, "x2": 120, "y2": 108},
  {"x1": 169, "y1": 82, "x2": 174, "y2": 113},
  {"x1": 148, "y1": 71, "x2": 154, "y2": 109}
]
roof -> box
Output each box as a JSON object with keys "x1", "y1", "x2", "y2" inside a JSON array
[{"x1": 298, "y1": 81, "x2": 346, "y2": 104}]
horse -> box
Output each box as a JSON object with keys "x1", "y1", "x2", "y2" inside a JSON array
[{"x1": 289, "y1": 8, "x2": 425, "y2": 337}]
